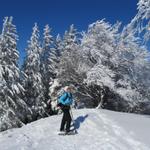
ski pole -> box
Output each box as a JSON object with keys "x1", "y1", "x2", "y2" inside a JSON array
[
  {"x1": 70, "y1": 108, "x2": 77, "y2": 133},
  {"x1": 70, "y1": 107, "x2": 74, "y2": 120}
]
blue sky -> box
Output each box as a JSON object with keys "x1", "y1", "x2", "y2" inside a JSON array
[{"x1": 0, "y1": 0, "x2": 138, "y2": 64}]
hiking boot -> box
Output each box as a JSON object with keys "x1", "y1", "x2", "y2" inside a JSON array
[
  {"x1": 60, "y1": 129, "x2": 65, "y2": 132},
  {"x1": 65, "y1": 129, "x2": 71, "y2": 133}
]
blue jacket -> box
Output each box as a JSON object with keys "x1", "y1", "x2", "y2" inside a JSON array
[{"x1": 58, "y1": 92, "x2": 73, "y2": 106}]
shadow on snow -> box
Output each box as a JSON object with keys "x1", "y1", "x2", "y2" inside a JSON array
[{"x1": 71, "y1": 114, "x2": 88, "y2": 133}]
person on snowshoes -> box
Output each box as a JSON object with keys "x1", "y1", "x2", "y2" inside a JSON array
[{"x1": 58, "y1": 86, "x2": 73, "y2": 134}]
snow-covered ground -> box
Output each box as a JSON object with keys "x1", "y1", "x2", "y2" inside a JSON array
[{"x1": 0, "y1": 109, "x2": 150, "y2": 150}]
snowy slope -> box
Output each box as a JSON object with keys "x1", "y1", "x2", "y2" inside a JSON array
[{"x1": 0, "y1": 109, "x2": 150, "y2": 150}]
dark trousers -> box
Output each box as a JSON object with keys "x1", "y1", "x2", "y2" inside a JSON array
[{"x1": 60, "y1": 106, "x2": 72, "y2": 132}]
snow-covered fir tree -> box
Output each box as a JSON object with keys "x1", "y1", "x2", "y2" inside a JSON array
[
  {"x1": 45, "y1": 29, "x2": 58, "y2": 80},
  {"x1": 41, "y1": 25, "x2": 53, "y2": 76},
  {"x1": 55, "y1": 34, "x2": 63, "y2": 58},
  {"x1": 57, "y1": 24, "x2": 79, "y2": 80},
  {"x1": 40, "y1": 24, "x2": 61, "y2": 115},
  {"x1": 0, "y1": 17, "x2": 29, "y2": 131},
  {"x1": 23, "y1": 23, "x2": 46, "y2": 120},
  {"x1": 41, "y1": 25, "x2": 53, "y2": 108}
]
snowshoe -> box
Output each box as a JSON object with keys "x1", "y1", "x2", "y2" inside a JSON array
[{"x1": 58, "y1": 130, "x2": 77, "y2": 136}]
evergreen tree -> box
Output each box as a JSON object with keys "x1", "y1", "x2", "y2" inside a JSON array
[
  {"x1": 55, "y1": 34, "x2": 63, "y2": 57},
  {"x1": 23, "y1": 23, "x2": 46, "y2": 120},
  {"x1": 42, "y1": 25, "x2": 58, "y2": 81},
  {"x1": 58, "y1": 24, "x2": 79, "y2": 78},
  {"x1": 41, "y1": 25, "x2": 58, "y2": 115},
  {"x1": 0, "y1": 17, "x2": 29, "y2": 131}
]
